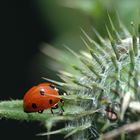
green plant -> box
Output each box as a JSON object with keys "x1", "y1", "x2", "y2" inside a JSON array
[{"x1": 1, "y1": 13, "x2": 140, "y2": 140}]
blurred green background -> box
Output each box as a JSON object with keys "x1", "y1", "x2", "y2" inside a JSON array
[{"x1": 32, "y1": 0, "x2": 140, "y2": 82}]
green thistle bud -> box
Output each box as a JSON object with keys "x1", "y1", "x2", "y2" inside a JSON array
[{"x1": 1, "y1": 13, "x2": 140, "y2": 140}]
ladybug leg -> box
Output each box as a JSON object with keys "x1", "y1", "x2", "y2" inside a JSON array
[
  {"x1": 38, "y1": 110, "x2": 44, "y2": 113},
  {"x1": 59, "y1": 99, "x2": 64, "y2": 115},
  {"x1": 50, "y1": 108, "x2": 54, "y2": 114},
  {"x1": 52, "y1": 104, "x2": 58, "y2": 109},
  {"x1": 50, "y1": 105, "x2": 59, "y2": 114}
]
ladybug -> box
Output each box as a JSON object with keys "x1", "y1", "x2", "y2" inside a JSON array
[
  {"x1": 105, "y1": 103, "x2": 120, "y2": 122},
  {"x1": 23, "y1": 83, "x2": 66, "y2": 114}
]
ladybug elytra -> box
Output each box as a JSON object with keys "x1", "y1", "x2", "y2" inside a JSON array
[{"x1": 23, "y1": 83, "x2": 66, "y2": 114}]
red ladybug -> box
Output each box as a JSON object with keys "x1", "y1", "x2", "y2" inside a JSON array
[
  {"x1": 23, "y1": 83, "x2": 65, "y2": 114},
  {"x1": 105, "y1": 107, "x2": 118, "y2": 122},
  {"x1": 105, "y1": 103, "x2": 119, "y2": 122}
]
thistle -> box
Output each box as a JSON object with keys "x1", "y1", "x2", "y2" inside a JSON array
[{"x1": 1, "y1": 14, "x2": 140, "y2": 140}]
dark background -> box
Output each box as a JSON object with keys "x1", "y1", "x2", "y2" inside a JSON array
[
  {"x1": 1, "y1": 0, "x2": 139, "y2": 139},
  {"x1": 1, "y1": 0, "x2": 63, "y2": 139}
]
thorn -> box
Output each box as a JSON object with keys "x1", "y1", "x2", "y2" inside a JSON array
[
  {"x1": 87, "y1": 64, "x2": 101, "y2": 78},
  {"x1": 107, "y1": 12, "x2": 116, "y2": 32},
  {"x1": 80, "y1": 27, "x2": 93, "y2": 43},
  {"x1": 131, "y1": 21, "x2": 138, "y2": 56},
  {"x1": 138, "y1": 23, "x2": 140, "y2": 45},
  {"x1": 81, "y1": 36, "x2": 105, "y2": 67},
  {"x1": 120, "y1": 92, "x2": 131, "y2": 120},
  {"x1": 92, "y1": 27, "x2": 106, "y2": 45},
  {"x1": 128, "y1": 44, "x2": 135, "y2": 69},
  {"x1": 41, "y1": 77, "x2": 66, "y2": 87},
  {"x1": 105, "y1": 25, "x2": 114, "y2": 42},
  {"x1": 81, "y1": 27, "x2": 107, "y2": 57},
  {"x1": 63, "y1": 44, "x2": 79, "y2": 58},
  {"x1": 72, "y1": 78, "x2": 92, "y2": 89},
  {"x1": 58, "y1": 70, "x2": 73, "y2": 78},
  {"x1": 107, "y1": 12, "x2": 121, "y2": 42},
  {"x1": 80, "y1": 36, "x2": 91, "y2": 50},
  {"x1": 116, "y1": 11, "x2": 130, "y2": 38},
  {"x1": 106, "y1": 25, "x2": 119, "y2": 60}
]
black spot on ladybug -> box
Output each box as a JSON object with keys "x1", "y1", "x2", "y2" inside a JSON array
[
  {"x1": 32, "y1": 103, "x2": 37, "y2": 109},
  {"x1": 49, "y1": 99, "x2": 53, "y2": 104},
  {"x1": 40, "y1": 88, "x2": 45, "y2": 95},
  {"x1": 50, "y1": 84, "x2": 55, "y2": 89}
]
